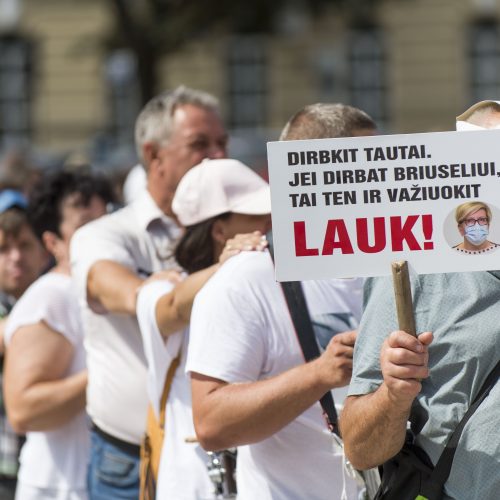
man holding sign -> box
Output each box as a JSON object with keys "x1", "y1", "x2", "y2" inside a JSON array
[
  {"x1": 188, "y1": 103, "x2": 376, "y2": 500},
  {"x1": 340, "y1": 101, "x2": 500, "y2": 500}
]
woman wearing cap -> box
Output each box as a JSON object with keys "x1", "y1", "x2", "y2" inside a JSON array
[
  {"x1": 453, "y1": 201, "x2": 499, "y2": 255},
  {"x1": 136, "y1": 158, "x2": 271, "y2": 499}
]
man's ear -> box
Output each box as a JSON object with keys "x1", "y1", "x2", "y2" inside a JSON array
[
  {"x1": 141, "y1": 142, "x2": 158, "y2": 169},
  {"x1": 41, "y1": 231, "x2": 58, "y2": 256}
]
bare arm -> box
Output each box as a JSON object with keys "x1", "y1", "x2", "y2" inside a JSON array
[
  {"x1": 90, "y1": 258, "x2": 231, "y2": 335},
  {"x1": 153, "y1": 231, "x2": 268, "y2": 338},
  {"x1": 0, "y1": 317, "x2": 6, "y2": 356},
  {"x1": 4, "y1": 322, "x2": 87, "y2": 433},
  {"x1": 154, "y1": 264, "x2": 220, "y2": 337},
  {"x1": 340, "y1": 330, "x2": 433, "y2": 470},
  {"x1": 86, "y1": 260, "x2": 143, "y2": 315},
  {"x1": 191, "y1": 331, "x2": 355, "y2": 451}
]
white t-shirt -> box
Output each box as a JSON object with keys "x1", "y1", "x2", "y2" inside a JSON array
[
  {"x1": 70, "y1": 190, "x2": 181, "y2": 444},
  {"x1": 136, "y1": 281, "x2": 214, "y2": 499},
  {"x1": 186, "y1": 251, "x2": 363, "y2": 500},
  {"x1": 4, "y1": 272, "x2": 89, "y2": 498}
]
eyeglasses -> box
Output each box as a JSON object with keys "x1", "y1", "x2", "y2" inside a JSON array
[{"x1": 460, "y1": 217, "x2": 489, "y2": 227}]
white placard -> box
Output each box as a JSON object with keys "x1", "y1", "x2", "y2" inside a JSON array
[{"x1": 267, "y1": 129, "x2": 500, "y2": 281}]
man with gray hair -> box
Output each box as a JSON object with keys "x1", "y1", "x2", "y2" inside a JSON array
[
  {"x1": 188, "y1": 103, "x2": 377, "y2": 499},
  {"x1": 70, "y1": 86, "x2": 228, "y2": 499}
]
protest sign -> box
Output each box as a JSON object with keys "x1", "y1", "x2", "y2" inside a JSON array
[{"x1": 267, "y1": 129, "x2": 500, "y2": 281}]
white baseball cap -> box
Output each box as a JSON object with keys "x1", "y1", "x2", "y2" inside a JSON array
[{"x1": 172, "y1": 158, "x2": 271, "y2": 226}]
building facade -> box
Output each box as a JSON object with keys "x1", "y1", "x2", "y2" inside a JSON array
[{"x1": 1, "y1": 0, "x2": 500, "y2": 164}]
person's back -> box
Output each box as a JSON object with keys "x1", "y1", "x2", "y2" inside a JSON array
[
  {"x1": 136, "y1": 289, "x2": 213, "y2": 499},
  {"x1": 137, "y1": 158, "x2": 272, "y2": 499},
  {"x1": 188, "y1": 103, "x2": 377, "y2": 499},
  {"x1": 188, "y1": 251, "x2": 363, "y2": 499}
]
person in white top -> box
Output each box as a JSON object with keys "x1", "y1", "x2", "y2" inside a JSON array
[
  {"x1": 0, "y1": 191, "x2": 49, "y2": 500},
  {"x1": 122, "y1": 164, "x2": 146, "y2": 205},
  {"x1": 137, "y1": 158, "x2": 272, "y2": 499},
  {"x1": 70, "y1": 86, "x2": 245, "y2": 499},
  {"x1": 3, "y1": 170, "x2": 115, "y2": 500},
  {"x1": 187, "y1": 104, "x2": 378, "y2": 500}
]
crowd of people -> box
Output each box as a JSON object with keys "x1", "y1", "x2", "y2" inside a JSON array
[{"x1": 0, "y1": 86, "x2": 496, "y2": 500}]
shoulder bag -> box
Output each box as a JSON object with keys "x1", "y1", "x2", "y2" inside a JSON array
[
  {"x1": 139, "y1": 354, "x2": 180, "y2": 500},
  {"x1": 267, "y1": 232, "x2": 380, "y2": 499},
  {"x1": 374, "y1": 359, "x2": 499, "y2": 500}
]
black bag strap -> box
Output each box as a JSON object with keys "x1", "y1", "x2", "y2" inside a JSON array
[
  {"x1": 266, "y1": 231, "x2": 340, "y2": 437},
  {"x1": 426, "y1": 359, "x2": 500, "y2": 491}
]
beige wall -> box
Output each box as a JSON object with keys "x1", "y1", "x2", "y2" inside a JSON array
[
  {"x1": 381, "y1": 0, "x2": 465, "y2": 132},
  {"x1": 21, "y1": 0, "x2": 111, "y2": 151},
  {"x1": 14, "y1": 0, "x2": 500, "y2": 153}
]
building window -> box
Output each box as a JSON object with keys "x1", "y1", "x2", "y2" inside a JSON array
[
  {"x1": 316, "y1": 45, "x2": 349, "y2": 105},
  {"x1": 0, "y1": 34, "x2": 33, "y2": 148},
  {"x1": 470, "y1": 20, "x2": 500, "y2": 102},
  {"x1": 227, "y1": 36, "x2": 267, "y2": 130},
  {"x1": 105, "y1": 49, "x2": 141, "y2": 148},
  {"x1": 348, "y1": 26, "x2": 387, "y2": 129}
]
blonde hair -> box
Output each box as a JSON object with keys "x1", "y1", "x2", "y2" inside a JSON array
[{"x1": 455, "y1": 201, "x2": 492, "y2": 225}]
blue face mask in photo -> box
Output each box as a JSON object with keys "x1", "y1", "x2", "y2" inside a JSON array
[{"x1": 464, "y1": 223, "x2": 489, "y2": 246}]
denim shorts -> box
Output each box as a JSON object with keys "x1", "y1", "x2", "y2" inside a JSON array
[{"x1": 87, "y1": 428, "x2": 140, "y2": 500}]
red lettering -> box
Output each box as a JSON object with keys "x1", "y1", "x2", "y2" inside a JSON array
[
  {"x1": 390, "y1": 215, "x2": 421, "y2": 251},
  {"x1": 293, "y1": 215, "x2": 431, "y2": 259},
  {"x1": 356, "y1": 217, "x2": 386, "y2": 253},
  {"x1": 294, "y1": 221, "x2": 319, "y2": 256},
  {"x1": 422, "y1": 214, "x2": 434, "y2": 250},
  {"x1": 322, "y1": 219, "x2": 354, "y2": 255}
]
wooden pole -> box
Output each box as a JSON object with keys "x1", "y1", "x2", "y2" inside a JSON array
[{"x1": 391, "y1": 260, "x2": 416, "y2": 337}]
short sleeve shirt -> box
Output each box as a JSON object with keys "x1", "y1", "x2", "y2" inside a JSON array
[
  {"x1": 187, "y1": 251, "x2": 363, "y2": 500},
  {"x1": 4, "y1": 272, "x2": 89, "y2": 491},
  {"x1": 70, "y1": 190, "x2": 182, "y2": 444},
  {"x1": 349, "y1": 271, "x2": 500, "y2": 500}
]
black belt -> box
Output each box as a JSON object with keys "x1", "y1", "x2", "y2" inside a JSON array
[
  {"x1": 0, "y1": 474, "x2": 16, "y2": 483},
  {"x1": 91, "y1": 423, "x2": 141, "y2": 456}
]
